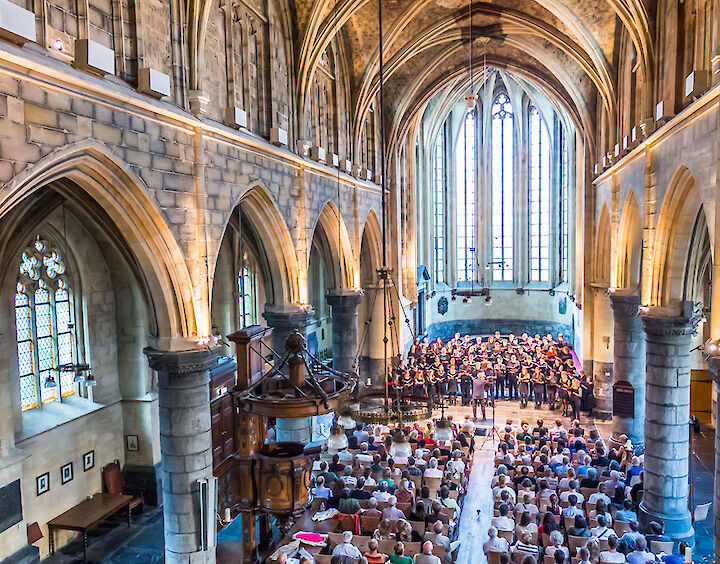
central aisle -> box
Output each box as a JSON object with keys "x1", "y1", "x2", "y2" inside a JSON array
[{"x1": 442, "y1": 402, "x2": 598, "y2": 564}]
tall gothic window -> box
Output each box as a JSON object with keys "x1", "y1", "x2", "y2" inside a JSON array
[
  {"x1": 491, "y1": 94, "x2": 514, "y2": 281},
  {"x1": 529, "y1": 105, "x2": 551, "y2": 282},
  {"x1": 456, "y1": 109, "x2": 476, "y2": 281},
  {"x1": 15, "y1": 237, "x2": 75, "y2": 410},
  {"x1": 560, "y1": 124, "x2": 570, "y2": 282},
  {"x1": 239, "y1": 251, "x2": 258, "y2": 327},
  {"x1": 434, "y1": 130, "x2": 446, "y2": 283}
]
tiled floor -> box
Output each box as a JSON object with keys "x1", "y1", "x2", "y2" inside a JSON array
[{"x1": 41, "y1": 400, "x2": 715, "y2": 562}]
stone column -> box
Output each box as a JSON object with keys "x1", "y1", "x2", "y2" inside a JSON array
[
  {"x1": 705, "y1": 355, "x2": 720, "y2": 556},
  {"x1": 262, "y1": 304, "x2": 314, "y2": 355},
  {"x1": 609, "y1": 292, "x2": 646, "y2": 448},
  {"x1": 144, "y1": 347, "x2": 219, "y2": 564},
  {"x1": 640, "y1": 303, "x2": 698, "y2": 545},
  {"x1": 326, "y1": 290, "x2": 364, "y2": 373}
]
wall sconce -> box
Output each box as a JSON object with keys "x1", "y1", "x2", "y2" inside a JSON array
[{"x1": 602, "y1": 336, "x2": 610, "y2": 350}]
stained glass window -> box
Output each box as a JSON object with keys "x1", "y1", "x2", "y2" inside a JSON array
[
  {"x1": 15, "y1": 237, "x2": 75, "y2": 410},
  {"x1": 434, "y1": 130, "x2": 446, "y2": 283},
  {"x1": 529, "y1": 106, "x2": 551, "y2": 282},
  {"x1": 239, "y1": 252, "x2": 258, "y2": 328},
  {"x1": 560, "y1": 124, "x2": 570, "y2": 282},
  {"x1": 491, "y1": 94, "x2": 514, "y2": 282},
  {"x1": 456, "y1": 109, "x2": 476, "y2": 281}
]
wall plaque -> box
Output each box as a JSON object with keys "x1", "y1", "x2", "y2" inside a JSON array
[
  {"x1": 0, "y1": 479, "x2": 22, "y2": 533},
  {"x1": 613, "y1": 381, "x2": 635, "y2": 418}
]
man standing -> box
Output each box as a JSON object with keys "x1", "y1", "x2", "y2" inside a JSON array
[{"x1": 473, "y1": 368, "x2": 487, "y2": 420}]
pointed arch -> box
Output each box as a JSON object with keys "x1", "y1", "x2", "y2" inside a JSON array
[
  {"x1": 615, "y1": 190, "x2": 642, "y2": 289},
  {"x1": 0, "y1": 140, "x2": 197, "y2": 345},
  {"x1": 232, "y1": 184, "x2": 301, "y2": 305},
  {"x1": 360, "y1": 209, "x2": 383, "y2": 281},
  {"x1": 595, "y1": 204, "x2": 611, "y2": 286},
  {"x1": 650, "y1": 167, "x2": 707, "y2": 305},
  {"x1": 311, "y1": 200, "x2": 358, "y2": 289}
]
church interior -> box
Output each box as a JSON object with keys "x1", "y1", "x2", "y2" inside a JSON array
[{"x1": 0, "y1": 0, "x2": 718, "y2": 561}]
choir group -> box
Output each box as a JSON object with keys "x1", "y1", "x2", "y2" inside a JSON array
[{"x1": 391, "y1": 332, "x2": 594, "y2": 420}]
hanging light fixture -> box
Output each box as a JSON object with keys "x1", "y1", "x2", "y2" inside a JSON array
[
  {"x1": 389, "y1": 430, "x2": 413, "y2": 458},
  {"x1": 44, "y1": 374, "x2": 58, "y2": 389},
  {"x1": 464, "y1": 0, "x2": 477, "y2": 112},
  {"x1": 327, "y1": 422, "x2": 349, "y2": 453},
  {"x1": 338, "y1": 412, "x2": 356, "y2": 430},
  {"x1": 434, "y1": 418, "x2": 454, "y2": 442}
]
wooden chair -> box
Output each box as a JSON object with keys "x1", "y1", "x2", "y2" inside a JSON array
[
  {"x1": 360, "y1": 515, "x2": 380, "y2": 535},
  {"x1": 515, "y1": 551, "x2": 537, "y2": 564},
  {"x1": 541, "y1": 533, "x2": 550, "y2": 547},
  {"x1": 397, "y1": 501, "x2": 412, "y2": 516},
  {"x1": 311, "y1": 497, "x2": 326, "y2": 511},
  {"x1": 613, "y1": 520, "x2": 632, "y2": 536},
  {"x1": 314, "y1": 555, "x2": 333, "y2": 564},
  {"x1": 650, "y1": 540, "x2": 674, "y2": 554},
  {"x1": 410, "y1": 475, "x2": 423, "y2": 491},
  {"x1": 580, "y1": 487, "x2": 597, "y2": 501},
  {"x1": 328, "y1": 531, "x2": 344, "y2": 548},
  {"x1": 425, "y1": 477, "x2": 442, "y2": 494},
  {"x1": 563, "y1": 516, "x2": 576, "y2": 531},
  {"x1": 597, "y1": 537, "x2": 610, "y2": 551},
  {"x1": 487, "y1": 551, "x2": 504, "y2": 564},
  {"x1": 497, "y1": 529, "x2": 514, "y2": 543},
  {"x1": 544, "y1": 554, "x2": 554, "y2": 564},
  {"x1": 568, "y1": 535, "x2": 590, "y2": 554},
  {"x1": 102, "y1": 460, "x2": 143, "y2": 514},
  {"x1": 339, "y1": 514, "x2": 358, "y2": 531}
]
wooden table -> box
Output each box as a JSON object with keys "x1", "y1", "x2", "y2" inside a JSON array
[{"x1": 47, "y1": 493, "x2": 133, "y2": 563}]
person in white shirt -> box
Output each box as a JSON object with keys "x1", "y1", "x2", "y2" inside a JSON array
[
  {"x1": 382, "y1": 496, "x2": 406, "y2": 521},
  {"x1": 482, "y1": 526, "x2": 509, "y2": 554},
  {"x1": 589, "y1": 490, "x2": 611, "y2": 506},
  {"x1": 446, "y1": 452, "x2": 465, "y2": 478},
  {"x1": 561, "y1": 495, "x2": 583, "y2": 518},
  {"x1": 413, "y1": 541, "x2": 441, "y2": 564},
  {"x1": 332, "y1": 531, "x2": 362, "y2": 559},
  {"x1": 461, "y1": 415, "x2": 475, "y2": 434},
  {"x1": 591, "y1": 515, "x2": 612, "y2": 538},
  {"x1": 559, "y1": 481, "x2": 584, "y2": 504},
  {"x1": 372, "y1": 483, "x2": 392, "y2": 502},
  {"x1": 425, "y1": 521, "x2": 461, "y2": 554},
  {"x1": 491, "y1": 503, "x2": 515, "y2": 532},
  {"x1": 337, "y1": 449, "x2": 353, "y2": 462},
  {"x1": 356, "y1": 443, "x2": 373, "y2": 463},
  {"x1": 424, "y1": 457, "x2": 443, "y2": 478},
  {"x1": 598, "y1": 534, "x2": 626, "y2": 563}
]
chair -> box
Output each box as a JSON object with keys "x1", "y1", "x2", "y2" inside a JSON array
[
  {"x1": 563, "y1": 516, "x2": 576, "y2": 530},
  {"x1": 497, "y1": 529, "x2": 514, "y2": 543},
  {"x1": 613, "y1": 520, "x2": 632, "y2": 536},
  {"x1": 568, "y1": 535, "x2": 590, "y2": 553},
  {"x1": 339, "y1": 514, "x2": 357, "y2": 531},
  {"x1": 597, "y1": 537, "x2": 610, "y2": 551},
  {"x1": 487, "y1": 551, "x2": 504, "y2": 564},
  {"x1": 541, "y1": 533, "x2": 550, "y2": 547},
  {"x1": 360, "y1": 515, "x2": 380, "y2": 535},
  {"x1": 328, "y1": 531, "x2": 345, "y2": 549},
  {"x1": 102, "y1": 460, "x2": 143, "y2": 514},
  {"x1": 544, "y1": 555, "x2": 554, "y2": 564},
  {"x1": 314, "y1": 555, "x2": 333, "y2": 564},
  {"x1": 693, "y1": 502, "x2": 711, "y2": 522},
  {"x1": 410, "y1": 475, "x2": 423, "y2": 491},
  {"x1": 650, "y1": 540, "x2": 675, "y2": 554},
  {"x1": 515, "y1": 551, "x2": 537, "y2": 564},
  {"x1": 425, "y1": 477, "x2": 442, "y2": 494},
  {"x1": 311, "y1": 497, "x2": 326, "y2": 511}
]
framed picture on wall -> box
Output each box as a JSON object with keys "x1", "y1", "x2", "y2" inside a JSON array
[
  {"x1": 125, "y1": 435, "x2": 139, "y2": 452},
  {"x1": 61, "y1": 462, "x2": 73, "y2": 485},
  {"x1": 83, "y1": 450, "x2": 95, "y2": 472},
  {"x1": 36, "y1": 473, "x2": 49, "y2": 496}
]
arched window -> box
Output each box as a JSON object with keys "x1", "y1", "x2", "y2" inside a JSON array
[
  {"x1": 456, "y1": 109, "x2": 476, "y2": 281},
  {"x1": 528, "y1": 105, "x2": 551, "y2": 282},
  {"x1": 560, "y1": 124, "x2": 570, "y2": 282},
  {"x1": 491, "y1": 94, "x2": 514, "y2": 281},
  {"x1": 239, "y1": 251, "x2": 259, "y2": 328},
  {"x1": 15, "y1": 237, "x2": 75, "y2": 410},
  {"x1": 434, "y1": 129, "x2": 446, "y2": 283}
]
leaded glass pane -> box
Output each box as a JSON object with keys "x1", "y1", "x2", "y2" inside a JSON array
[
  {"x1": 491, "y1": 94, "x2": 514, "y2": 282},
  {"x1": 529, "y1": 106, "x2": 551, "y2": 282},
  {"x1": 434, "y1": 131, "x2": 445, "y2": 283},
  {"x1": 20, "y1": 375, "x2": 36, "y2": 410},
  {"x1": 456, "y1": 110, "x2": 476, "y2": 281}
]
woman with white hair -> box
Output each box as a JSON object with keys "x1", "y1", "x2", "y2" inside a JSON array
[
  {"x1": 424, "y1": 457, "x2": 443, "y2": 478},
  {"x1": 543, "y1": 530, "x2": 569, "y2": 560}
]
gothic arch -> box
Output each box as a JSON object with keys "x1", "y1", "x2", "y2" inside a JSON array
[
  {"x1": 650, "y1": 166, "x2": 706, "y2": 305},
  {"x1": 0, "y1": 140, "x2": 196, "y2": 345},
  {"x1": 360, "y1": 209, "x2": 383, "y2": 280},
  {"x1": 595, "y1": 204, "x2": 611, "y2": 286},
  {"x1": 615, "y1": 190, "x2": 642, "y2": 289},
  {"x1": 229, "y1": 184, "x2": 301, "y2": 305},
  {"x1": 311, "y1": 200, "x2": 358, "y2": 289}
]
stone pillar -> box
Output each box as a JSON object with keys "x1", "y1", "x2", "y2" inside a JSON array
[
  {"x1": 262, "y1": 304, "x2": 314, "y2": 355},
  {"x1": 609, "y1": 292, "x2": 646, "y2": 447},
  {"x1": 705, "y1": 355, "x2": 720, "y2": 556},
  {"x1": 640, "y1": 304, "x2": 698, "y2": 545},
  {"x1": 326, "y1": 290, "x2": 363, "y2": 373},
  {"x1": 360, "y1": 282, "x2": 389, "y2": 388},
  {"x1": 144, "y1": 347, "x2": 219, "y2": 564}
]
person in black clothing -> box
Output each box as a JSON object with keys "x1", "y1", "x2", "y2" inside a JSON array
[
  {"x1": 513, "y1": 466, "x2": 536, "y2": 488},
  {"x1": 580, "y1": 468, "x2": 600, "y2": 489},
  {"x1": 592, "y1": 447, "x2": 610, "y2": 468},
  {"x1": 328, "y1": 454, "x2": 345, "y2": 474},
  {"x1": 351, "y1": 478, "x2": 371, "y2": 499},
  {"x1": 630, "y1": 472, "x2": 644, "y2": 507}
]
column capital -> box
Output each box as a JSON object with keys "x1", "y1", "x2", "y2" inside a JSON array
[
  {"x1": 143, "y1": 346, "x2": 219, "y2": 374},
  {"x1": 262, "y1": 304, "x2": 314, "y2": 329},
  {"x1": 326, "y1": 289, "x2": 364, "y2": 309},
  {"x1": 640, "y1": 301, "x2": 702, "y2": 337},
  {"x1": 608, "y1": 291, "x2": 641, "y2": 317}
]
